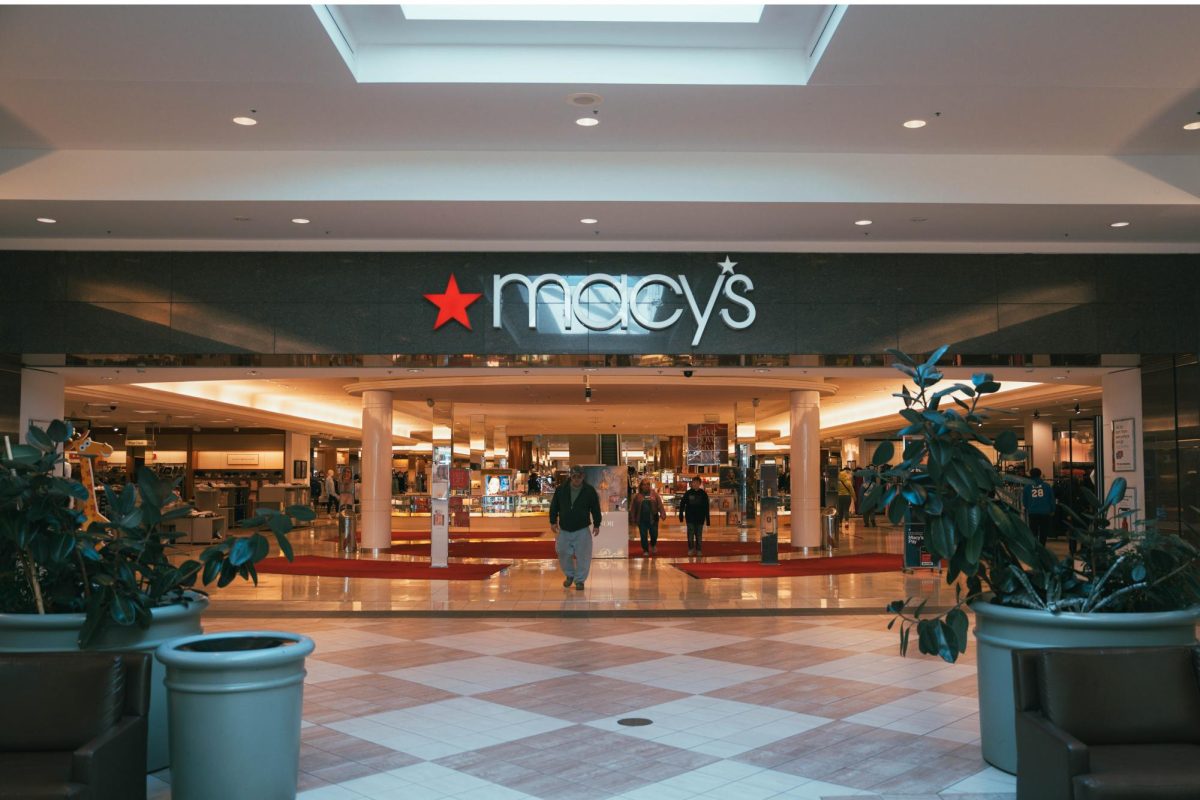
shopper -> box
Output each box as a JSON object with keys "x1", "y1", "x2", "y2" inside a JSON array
[
  {"x1": 323, "y1": 469, "x2": 339, "y2": 514},
  {"x1": 548, "y1": 465, "x2": 602, "y2": 591},
  {"x1": 861, "y1": 466, "x2": 878, "y2": 528},
  {"x1": 836, "y1": 467, "x2": 854, "y2": 528},
  {"x1": 1023, "y1": 467, "x2": 1057, "y2": 545},
  {"x1": 630, "y1": 478, "x2": 667, "y2": 555},
  {"x1": 678, "y1": 476, "x2": 711, "y2": 556},
  {"x1": 309, "y1": 470, "x2": 322, "y2": 511}
]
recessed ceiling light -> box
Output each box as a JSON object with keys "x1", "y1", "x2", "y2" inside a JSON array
[
  {"x1": 291, "y1": 218, "x2": 310, "y2": 224},
  {"x1": 232, "y1": 116, "x2": 257, "y2": 126},
  {"x1": 910, "y1": 217, "x2": 928, "y2": 223},
  {"x1": 36, "y1": 217, "x2": 56, "y2": 224},
  {"x1": 575, "y1": 117, "x2": 599, "y2": 127},
  {"x1": 1110, "y1": 221, "x2": 1130, "y2": 228},
  {"x1": 580, "y1": 218, "x2": 598, "y2": 224},
  {"x1": 854, "y1": 219, "x2": 873, "y2": 226},
  {"x1": 233, "y1": 216, "x2": 251, "y2": 222},
  {"x1": 903, "y1": 119, "x2": 927, "y2": 129},
  {"x1": 406, "y1": 368, "x2": 424, "y2": 373},
  {"x1": 754, "y1": 368, "x2": 771, "y2": 373},
  {"x1": 1183, "y1": 121, "x2": 1200, "y2": 131}
]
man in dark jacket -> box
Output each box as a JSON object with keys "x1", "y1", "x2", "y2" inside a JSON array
[
  {"x1": 678, "y1": 476, "x2": 711, "y2": 556},
  {"x1": 549, "y1": 465, "x2": 603, "y2": 590}
]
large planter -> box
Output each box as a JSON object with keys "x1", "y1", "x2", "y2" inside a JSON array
[
  {"x1": 157, "y1": 630, "x2": 314, "y2": 800},
  {"x1": 972, "y1": 600, "x2": 1200, "y2": 774},
  {"x1": 0, "y1": 593, "x2": 208, "y2": 772}
]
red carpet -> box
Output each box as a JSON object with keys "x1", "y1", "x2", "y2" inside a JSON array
[
  {"x1": 390, "y1": 529, "x2": 546, "y2": 541},
  {"x1": 386, "y1": 540, "x2": 794, "y2": 559},
  {"x1": 673, "y1": 552, "x2": 902, "y2": 579},
  {"x1": 255, "y1": 555, "x2": 509, "y2": 580}
]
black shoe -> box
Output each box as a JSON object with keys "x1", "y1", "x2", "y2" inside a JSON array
[
  {"x1": 575, "y1": 581, "x2": 585, "y2": 590},
  {"x1": 563, "y1": 577, "x2": 574, "y2": 588}
]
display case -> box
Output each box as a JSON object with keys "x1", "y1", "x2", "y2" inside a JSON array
[
  {"x1": 480, "y1": 495, "x2": 517, "y2": 517},
  {"x1": 516, "y1": 495, "x2": 550, "y2": 516}
]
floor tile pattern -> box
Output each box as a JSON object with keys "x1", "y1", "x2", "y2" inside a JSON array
[{"x1": 146, "y1": 613, "x2": 1019, "y2": 800}]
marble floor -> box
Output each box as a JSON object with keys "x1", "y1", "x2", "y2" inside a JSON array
[
  {"x1": 144, "y1": 515, "x2": 1016, "y2": 799},
  {"x1": 201, "y1": 515, "x2": 961, "y2": 614}
]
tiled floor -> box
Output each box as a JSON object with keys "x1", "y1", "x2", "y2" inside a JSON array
[{"x1": 143, "y1": 517, "x2": 1017, "y2": 799}]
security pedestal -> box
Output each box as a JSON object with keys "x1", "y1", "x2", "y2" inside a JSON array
[{"x1": 760, "y1": 496, "x2": 779, "y2": 565}]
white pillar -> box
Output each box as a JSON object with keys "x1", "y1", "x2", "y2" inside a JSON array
[
  {"x1": 19, "y1": 368, "x2": 64, "y2": 443},
  {"x1": 360, "y1": 390, "x2": 394, "y2": 551},
  {"x1": 283, "y1": 432, "x2": 311, "y2": 485},
  {"x1": 789, "y1": 389, "x2": 822, "y2": 549},
  {"x1": 1025, "y1": 416, "x2": 1054, "y2": 478},
  {"x1": 1101, "y1": 368, "x2": 1145, "y2": 524}
]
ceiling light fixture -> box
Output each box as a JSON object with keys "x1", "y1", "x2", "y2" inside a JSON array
[
  {"x1": 854, "y1": 219, "x2": 872, "y2": 226},
  {"x1": 575, "y1": 117, "x2": 599, "y2": 127},
  {"x1": 36, "y1": 217, "x2": 56, "y2": 224},
  {"x1": 1183, "y1": 121, "x2": 1200, "y2": 131},
  {"x1": 232, "y1": 116, "x2": 257, "y2": 126},
  {"x1": 903, "y1": 119, "x2": 927, "y2": 129},
  {"x1": 291, "y1": 218, "x2": 310, "y2": 224},
  {"x1": 1110, "y1": 221, "x2": 1130, "y2": 228},
  {"x1": 580, "y1": 218, "x2": 598, "y2": 225}
]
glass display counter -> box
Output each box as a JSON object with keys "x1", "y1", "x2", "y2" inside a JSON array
[{"x1": 392, "y1": 494, "x2": 549, "y2": 518}]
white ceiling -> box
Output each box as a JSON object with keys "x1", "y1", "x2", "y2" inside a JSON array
[
  {"x1": 0, "y1": 3, "x2": 1197, "y2": 251},
  {"x1": 58, "y1": 366, "x2": 1107, "y2": 444}
]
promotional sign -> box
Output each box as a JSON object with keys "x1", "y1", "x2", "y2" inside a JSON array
[
  {"x1": 686, "y1": 423, "x2": 729, "y2": 466},
  {"x1": 903, "y1": 513, "x2": 937, "y2": 570},
  {"x1": 449, "y1": 496, "x2": 470, "y2": 528},
  {"x1": 583, "y1": 464, "x2": 629, "y2": 558},
  {"x1": 1112, "y1": 418, "x2": 1136, "y2": 472}
]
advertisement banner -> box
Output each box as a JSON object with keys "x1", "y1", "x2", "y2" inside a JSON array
[
  {"x1": 583, "y1": 464, "x2": 629, "y2": 558},
  {"x1": 687, "y1": 423, "x2": 729, "y2": 466}
]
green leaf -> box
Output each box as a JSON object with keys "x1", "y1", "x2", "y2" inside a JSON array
[
  {"x1": 25, "y1": 424, "x2": 53, "y2": 451},
  {"x1": 899, "y1": 626, "x2": 910, "y2": 656},
  {"x1": 275, "y1": 531, "x2": 295, "y2": 561},
  {"x1": 923, "y1": 344, "x2": 950, "y2": 368},
  {"x1": 286, "y1": 504, "x2": 317, "y2": 521},
  {"x1": 1105, "y1": 478, "x2": 1127, "y2": 510},
  {"x1": 888, "y1": 348, "x2": 916, "y2": 367},
  {"x1": 229, "y1": 537, "x2": 253, "y2": 566},
  {"x1": 268, "y1": 514, "x2": 292, "y2": 537},
  {"x1": 946, "y1": 608, "x2": 969, "y2": 654},
  {"x1": 871, "y1": 441, "x2": 894, "y2": 466},
  {"x1": 994, "y1": 430, "x2": 1019, "y2": 455},
  {"x1": 47, "y1": 419, "x2": 71, "y2": 443},
  {"x1": 137, "y1": 467, "x2": 163, "y2": 508}
]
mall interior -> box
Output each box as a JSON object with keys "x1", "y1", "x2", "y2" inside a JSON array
[{"x1": 2, "y1": 4, "x2": 1199, "y2": 800}]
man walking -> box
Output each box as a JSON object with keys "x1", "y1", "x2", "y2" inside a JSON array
[
  {"x1": 1023, "y1": 467, "x2": 1057, "y2": 546},
  {"x1": 678, "y1": 476, "x2": 711, "y2": 556},
  {"x1": 549, "y1": 465, "x2": 602, "y2": 590}
]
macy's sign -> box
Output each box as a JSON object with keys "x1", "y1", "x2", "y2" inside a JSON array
[{"x1": 492, "y1": 257, "x2": 756, "y2": 347}]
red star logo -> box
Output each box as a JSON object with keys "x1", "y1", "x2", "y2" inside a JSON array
[{"x1": 424, "y1": 274, "x2": 481, "y2": 330}]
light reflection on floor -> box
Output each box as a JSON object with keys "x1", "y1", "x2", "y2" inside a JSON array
[{"x1": 200, "y1": 516, "x2": 960, "y2": 615}]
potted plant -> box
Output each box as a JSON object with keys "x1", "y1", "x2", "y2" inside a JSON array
[
  {"x1": 868, "y1": 347, "x2": 1200, "y2": 773},
  {"x1": 0, "y1": 420, "x2": 314, "y2": 770}
]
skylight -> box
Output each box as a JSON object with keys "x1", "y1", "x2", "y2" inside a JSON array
[{"x1": 399, "y1": 4, "x2": 765, "y2": 24}]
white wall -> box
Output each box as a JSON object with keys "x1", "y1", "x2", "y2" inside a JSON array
[
  {"x1": 18, "y1": 368, "x2": 64, "y2": 443},
  {"x1": 1101, "y1": 367, "x2": 1145, "y2": 524}
]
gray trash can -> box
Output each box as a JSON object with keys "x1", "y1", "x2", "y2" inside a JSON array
[
  {"x1": 821, "y1": 507, "x2": 839, "y2": 553},
  {"x1": 338, "y1": 507, "x2": 357, "y2": 554}
]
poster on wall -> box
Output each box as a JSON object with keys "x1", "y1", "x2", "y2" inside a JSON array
[
  {"x1": 583, "y1": 464, "x2": 629, "y2": 558},
  {"x1": 686, "y1": 423, "x2": 729, "y2": 466},
  {"x1": 1112, "y1": 418, "x2": 1136, "y2": 472}
]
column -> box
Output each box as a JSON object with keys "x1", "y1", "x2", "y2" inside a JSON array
[
  {"x1": 1025, "y1": 415, "x2": 1055, "y2": 478},
  {"x1": 735, "y1": 400, "x2": 757, "y2": 526},
  {"x1": 1102, "y1": 368, "x2": 1144, "y2": 525},
  {"x1": 283, "y1": 432, "x2": 311, "y2": 486},
  {"x1": 789, "y1": 389, "x2": 822, "y2": 549},
  {"x1": 430, "y1": 401, "x2": 453, "y2": 567},
  {"x1": 492, "y1": 424, "x2": 507, "y2": 468},
  {"x1": 359, "y1": 390, "x2": 394, "y2": 552},
  {"x1": 18, "y1": 368, "x2": 64, "y2": 443}
]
